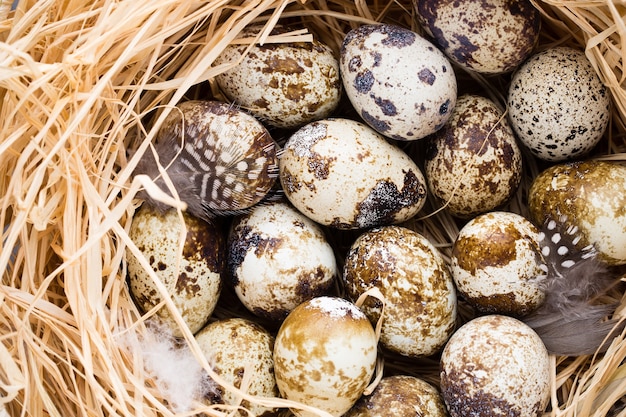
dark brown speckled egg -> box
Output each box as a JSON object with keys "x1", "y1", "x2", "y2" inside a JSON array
[
  {"x1": 451, "y1": 211, "x2": 545, "y2": 316},
  {"x1": 127, "y1": 205, "x2": 224, "y2": 337},
  {"x1": 424, "y1": 94, "x2": 522, "y2": 219},
  {"x1": 340, "y1": 23, "x2": 457, "y2": 141},
  {"x1": 414, "y1": 0, "x2": 541, "y2": 74},
  {"x1": 195, "y1": 318, "x2": 279, "y2": 416},
  {"x1": 440, "y1": 315, "x2": 550, "y2": 417},
  {"x1": 345, "y1": 375, "x2": 448, "y2": 417},
  {"x1": 227, "y1": 201, "x2": 337, "y2": 322},
  {"x1": 343, "y1": 225, "x2": 457, "y2": 357}
]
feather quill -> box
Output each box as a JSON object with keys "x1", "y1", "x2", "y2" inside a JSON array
[{"x1": 523, "y1": 216, "x2": 625, "y2": 356}]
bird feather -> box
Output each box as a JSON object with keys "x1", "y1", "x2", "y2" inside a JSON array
[{"x1": 523, "y1": 215, "x2": 625, "y2": 356}]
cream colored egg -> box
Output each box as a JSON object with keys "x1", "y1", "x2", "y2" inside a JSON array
[
  {"x1": 440, "y1": 315, "x2": 550, "y2": 417},
  {"x1": 214, "y1": 25, "x2": 341, "y2": 129},
  {"x1": 274, "y1": 296, "x2": 378, "y2": 417},
  {"x1": 127, "y1": 205, "x2": 224, "y2": 337},
  {"x1": 424, "y1": 94, "x2": 523, "y2": 219},
  {"x1": 508, "y1": 47, "x2": 611, "y2": 161},
  {"x1": 340, "y1": 23, "x2": 456, "y2": 141},
  {"x1": 343, "y1": 226, "x2": 457, "y2": 357},
  {"x1": 279, "y1": 118, "x2": 427, "y2": 230},
  {"x1": 227, "y1": 201, "x2": 337, "y2": 321},
  {"x1": 195, "y1": 318, "x2": 279, "y2": 416},
  {"x1": 528, "y1": 160, "x2": 626, "y2": 266},
  {"x1": 345, "y1": 375, "x2": 448, "y2": 417},
  {"x1": 414, "y1": 0, "x2": 541, "y2": 74},
  {"x1": 451, "y1": 211, "x2": 545, "y2": 316}
]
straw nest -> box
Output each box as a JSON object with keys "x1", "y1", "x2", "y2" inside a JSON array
[{"x1": 0, "y1": 0, "x2": 625, "y2": 416}]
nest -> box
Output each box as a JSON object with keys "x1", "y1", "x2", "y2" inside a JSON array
[{"x1": 0, "y1": 0, "x2": 625, "y2": 416}]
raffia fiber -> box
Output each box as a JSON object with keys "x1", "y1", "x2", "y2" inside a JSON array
[{"x1": 0, "y1": 0, "x2": 624, "y2": 416}]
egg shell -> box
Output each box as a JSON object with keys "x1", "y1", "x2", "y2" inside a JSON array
[
  {"x1": 279, "y1": 118, "x2": 428, "y2": 230},
  {"x1": 414, "y1": 0, "x2": 540, "y2": 74},
  {"x1": 345, "y1": 375, "x2": 448, "y2": 417},
  {"x1": 227, "y1": 201, "x2": 337, "y2": 321},
  {"x1": 528, "y1": 160, "x2": 626, "y2": 266},
  {"x1": 343, "y1": 225, "x2": 457, "y2": 357},
  {"x1": 507, "y1": 47, "x2": 611, "y2": 162},
  {"x1": 195, "y1": 318, "x2": 279, "y2": 416},
  {"x1": 340, "y1": 23, "x2": 457, "y2": 141},
  {"x1": 273, "y1": 296, "x2": 378, "y2": 417},
  {"x1": 451, "y1": 211, "x2": 545, "y2": 316},
  {"x1": 424, "y1": 94, "x2": 523, "y2": 219},
  {"x1": 214, "y1": 25, "x2": 341, "y2": 129},
  {"x1": 127, "y1": 205, "x2": 224, "y2": 336},
  {"x1": 155, "y1": 100, "x2": 279, "y2": 213},
  {"x1": 440, "y1": 315, "x2": 551, "y2": 417}
]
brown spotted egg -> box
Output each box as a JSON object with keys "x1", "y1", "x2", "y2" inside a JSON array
[
  {"x1": 345, "y1": 375, "x2": 448, "y2": 417},
  {"x1": 214, "y1": 25, "x2": 341, "y2": 129},
  {"x1": 414, "y1": 0, "x2": 541, "y2": 74},
  {"x1": 424, "y1": 94, "x2": 523, "y2": 219},
  {"x1": 273, "y1": 296, "x2": 378, "y2": 417},
  {"x1": 528, "y1": 160, "x2": 626, "y2": 266},
  {"x1": 227, "y1": 200, "x2": 337, "y2": 321},
  {"x1": 279, "y1": 118, "x2": 428, "y2": 230},
  {"x1": 127, "y1": 205, "x2": 224, "y2": 337},
  {"x1": 451, "y1": 211, "x2": 545, "y2": 316},
  {"x1": 195, "y1": 318, "x2": 279, "y2": 416},
  {"x1": 340, "y1": 23, "x2": 457, "y2": 141},
  {"x1": 440, "y1": 315, "x2": 550, "y2": 417},
  {"x1": 343, "y1": 225, "x2": 457, "y2": 357},
  {"x1": 507, "y1": 47, "x2": 611, "y2": 161}
]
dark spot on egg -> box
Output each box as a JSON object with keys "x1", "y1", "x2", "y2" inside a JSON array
[
  {"x1": 348, "y1": 56, "x2": 362, "y2": 72},
  {"x1": 453, "y1": 222, "x2": 522, "y2": 275},
  {"x1": 380, "y1": 24, "x2": 416, "y2": 48},
  {"x1": 373, "y1": 96, "x2": 397, "y2": 116},
  {"x1": 306, "y1": 151, "x2": 335, "y2": 180},
  {"x1": 450, "y1": 34, "x2": 479, "y2": 66},
  {"x1": 441, "y1": 366, "x2": 523, "y2": 417},
  {"x1": 361, "y1": 110, "x2": 390, "y2": 132},
  {"x1": 261, "y1": 56, "x2": 304, "y2": 75},
  {"x1": 175, "y1": 271, "x2": 202, "y2": 297},
  {"x1": 439, "y1": 99, "x2": 451, "y2": 115},
  {"x1": 418, "y1": 68, "x2": 436, "y2": 85},
  {"x1": 355, "y1": 170, "x2": 427, "y2": 228},
  {"x1": 354, "y1": 69, "x2": 375, "y2": 93}
]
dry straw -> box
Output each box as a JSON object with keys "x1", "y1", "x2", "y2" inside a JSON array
[{"x1": 0, "y1": 0, "x2": 624, "y2": 416}]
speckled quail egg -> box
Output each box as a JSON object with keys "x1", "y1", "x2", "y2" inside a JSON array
[
  {"x1": 343, "y1": 225, "x2": 457, "y2": 357},
  {"x1": 528, "y1": 160, "x2": 626, "y2": 266},
  {"x1": 273, "y1": 296, "x2": 378, "y2": 417},
  {"x1": 213, "y1": 25, "x2": 341, "y2": 129},
  {"x1": 195, "y1": 318, "x2": 279, "y2": 416},
  {"x1": 507, "y1": 47, "x2": 611, "y2": 161},
  {"x1": 440, "y1": 315, "x2": 551, "y2": 417},
  {"x1": 451, "y1": 211, "x2": 545, "y2": 316},
  {"x1": 279, "y1": 118, "x2": 428, "y2": 230},
  {"x1": 424, "y1": 94, "x2": 523, "y2": 219},
  {"x1": 127, "y1": 205, "x2": 224, "y2": 337},
  {"x1": 227, "y1": 200, "x2": 337, "y2": 321},
  {"x1": 345, "y1": 375, "x2": 448, "y2": 417},
  {"x1": 340, "y1": 23, "x2": 457, "y2": 141},
  {"x1": 414, "y1": 0, "x2": 541, "y2": 74}
]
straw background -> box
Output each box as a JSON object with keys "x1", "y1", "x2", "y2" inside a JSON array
[{"x1": 0, "y1": 0, "x2": 624, "y2": 416}]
